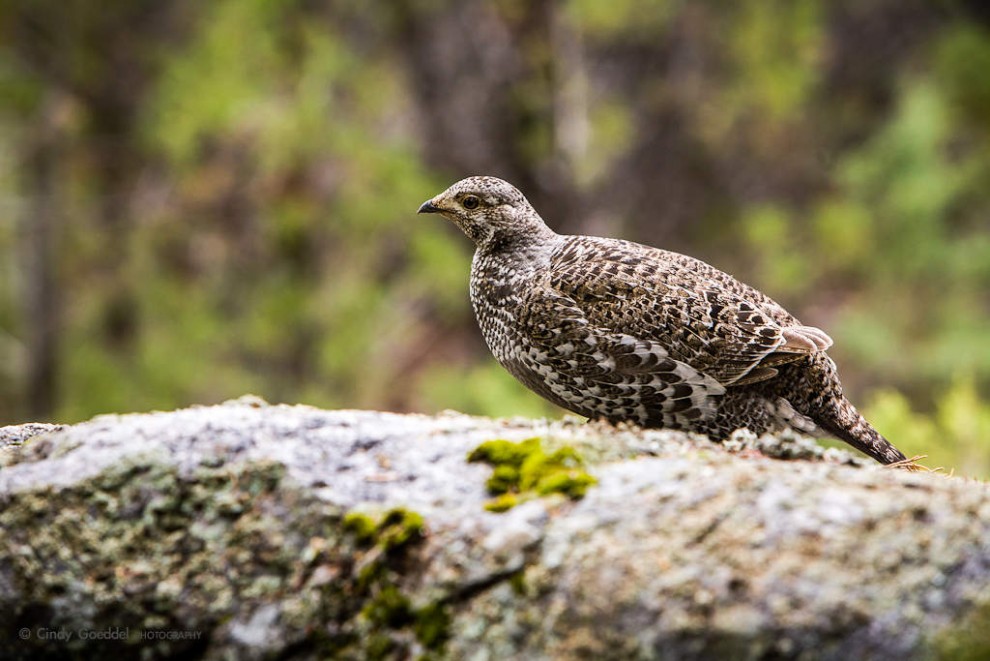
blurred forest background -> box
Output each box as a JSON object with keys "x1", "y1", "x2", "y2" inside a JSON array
[{"x1": 1, "y1": 0, "x2": 988, "y2": 475}]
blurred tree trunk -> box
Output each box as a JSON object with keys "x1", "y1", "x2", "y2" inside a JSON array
[
  {"x1": 549, "y1": 3, "x2": 589, "y2": 182},
  {"x1": 90, "y1": 102, "x2": 140, "y2": 349},
  {"x1": 20, "y1": 93, "x2": 64, "y2": 419},
  {"x1": 391, "y1": 0, "x2": 583, "y2": 230}
]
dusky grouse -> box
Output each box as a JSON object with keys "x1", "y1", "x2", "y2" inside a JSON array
[{"x1": 418, "y1": 176, "x2": 907, "y2": 465}]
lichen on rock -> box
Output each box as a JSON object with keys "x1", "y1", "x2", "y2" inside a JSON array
[{"x1": 0, "y1": 399, "x2": 989, "y2": 659}]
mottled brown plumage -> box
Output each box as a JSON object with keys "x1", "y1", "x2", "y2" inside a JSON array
[{"x1": 418, "y1": 176, "x2": 907, "y2": 464}]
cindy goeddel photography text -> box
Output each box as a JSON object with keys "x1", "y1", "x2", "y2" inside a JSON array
[{"x1": 19, "y1": 626, "x2": 203, "y2": 642}]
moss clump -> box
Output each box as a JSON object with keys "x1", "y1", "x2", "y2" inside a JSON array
[
  {"x1": 509, "y1": 571, "x2": 528, "y2": 596},
  {"x1": 413, "y1": 601, "x2": 453, "y2": 650},
  {"x1": 362, "y1": 584, "x2": 415, "y2": 629},
  {"x1": 533, "y1": 470, "x2": 596, "y2": 498},
  {"x1": 342, "y1": 511, "x2": 378, "y2": 543},
  {"x1": 339, "y1": 507, "x2": 449, "y2": 655},
  {"x1": 377, "y1": 508, "x2": 425, "y2": 551},
  {"x1": 344, "y1": 508, "x2": 424, "y2": 551},
  {"x1": 468, "y1": 437, "x2": 597, "y2": 511},
  {"x1": 484, "y1": 493, "x2": 521, "y2": 513},
  {"x1": 468, "y1": 437, "x2": 542, "y2": 467}
]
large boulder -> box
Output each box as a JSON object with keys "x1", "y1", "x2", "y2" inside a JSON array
[{"x1": 1, "y1": 397, "x2": 988, "y2": 660}]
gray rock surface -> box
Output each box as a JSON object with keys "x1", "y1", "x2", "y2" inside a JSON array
[
  {"x1": 1, "y1": 397, "x2": 988, "y2": 660},
  {"x1": 0, "y1": 423, "x2": 65, "y2": 452}
]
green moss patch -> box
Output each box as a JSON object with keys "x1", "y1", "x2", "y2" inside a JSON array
[
  {"x1": 341, "y1": 507, "x2": 450, "y2": 657},
  {"x1": 343, "y1": 508, "x2": 424, "y2": 551},
  {"x1": 468, "y1": 437, "x2": 597, "y2": 512}
]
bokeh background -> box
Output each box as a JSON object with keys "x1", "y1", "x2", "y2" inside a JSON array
[{"x1": 1, "y1": 0, "x2": 988, "y2": 475}]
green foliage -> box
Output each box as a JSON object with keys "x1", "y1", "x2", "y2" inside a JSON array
[
  {"x1": 825, "y1": 81, "x2": 990, "y2": 388},
  {"x1": 935, "y1": 25, "x2": 990, "y2": 134},
  {"x1": 28, "y1": 0, "x2": 464, "y2": 420},
  {"x1": 579, "y1": 100, "x2": 635, "y2": 187},
  {"x1": 418, "y1": 361, "x2": 561, "y2": 420},
  {"x1": 866, "y1": 376, "x2": 990, "y2": 479},
  {"x1": 727, "y1": 0, "x2": 823, "y2": 122},
  {"x1": 740, "y1": 205, "x2": 813, "y2": 298},
  {"x1": 567, "y1": 0, "x2": 675, "y2": 40},
  {"x1": 468, "y1": 437, "x2": 597, "y2": 511}
]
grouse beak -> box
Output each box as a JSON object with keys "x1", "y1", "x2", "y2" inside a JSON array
[{"x1": 417, "y1": 199, "x2": 441, "y2": 214}]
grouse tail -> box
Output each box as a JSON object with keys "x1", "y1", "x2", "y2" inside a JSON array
[{"x1": 815, "y1": 395, "x2": 907, "y2": 465}]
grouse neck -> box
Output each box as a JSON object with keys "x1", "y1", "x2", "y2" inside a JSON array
[{"x1": 478, "y1": 224, "x2": 560, "y2": 260}]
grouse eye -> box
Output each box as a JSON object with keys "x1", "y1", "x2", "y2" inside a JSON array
[{"x1": 462, "y1": 195, "x2": 480, "y2": 210}]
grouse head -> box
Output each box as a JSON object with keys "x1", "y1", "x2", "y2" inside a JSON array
[{"x1": 418, "y1": 176, "x2": 554, "y2": 249}]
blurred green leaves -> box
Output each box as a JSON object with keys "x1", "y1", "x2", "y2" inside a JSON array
[
  {"x1": 936, "y1": 24, "x2": 990, "y2": 134},
  {"x1": 51, "y1": 0, "x2": 466, "y2": 419},
  {"x1": 418, "y1": 361, "x2": 560, "y2": 421},
  {"x1": 728, "y1": 0, "x2": 823, "y2": 123},
  {"x1": 867, "y1": 376, "x2": 990, "y2": 478},
  {"x1": 741, "y1": 205, "x2": 813, "y2": 298},
  {"x1": 824, "y1": 81, "x2": 990, "y2": 386}
]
